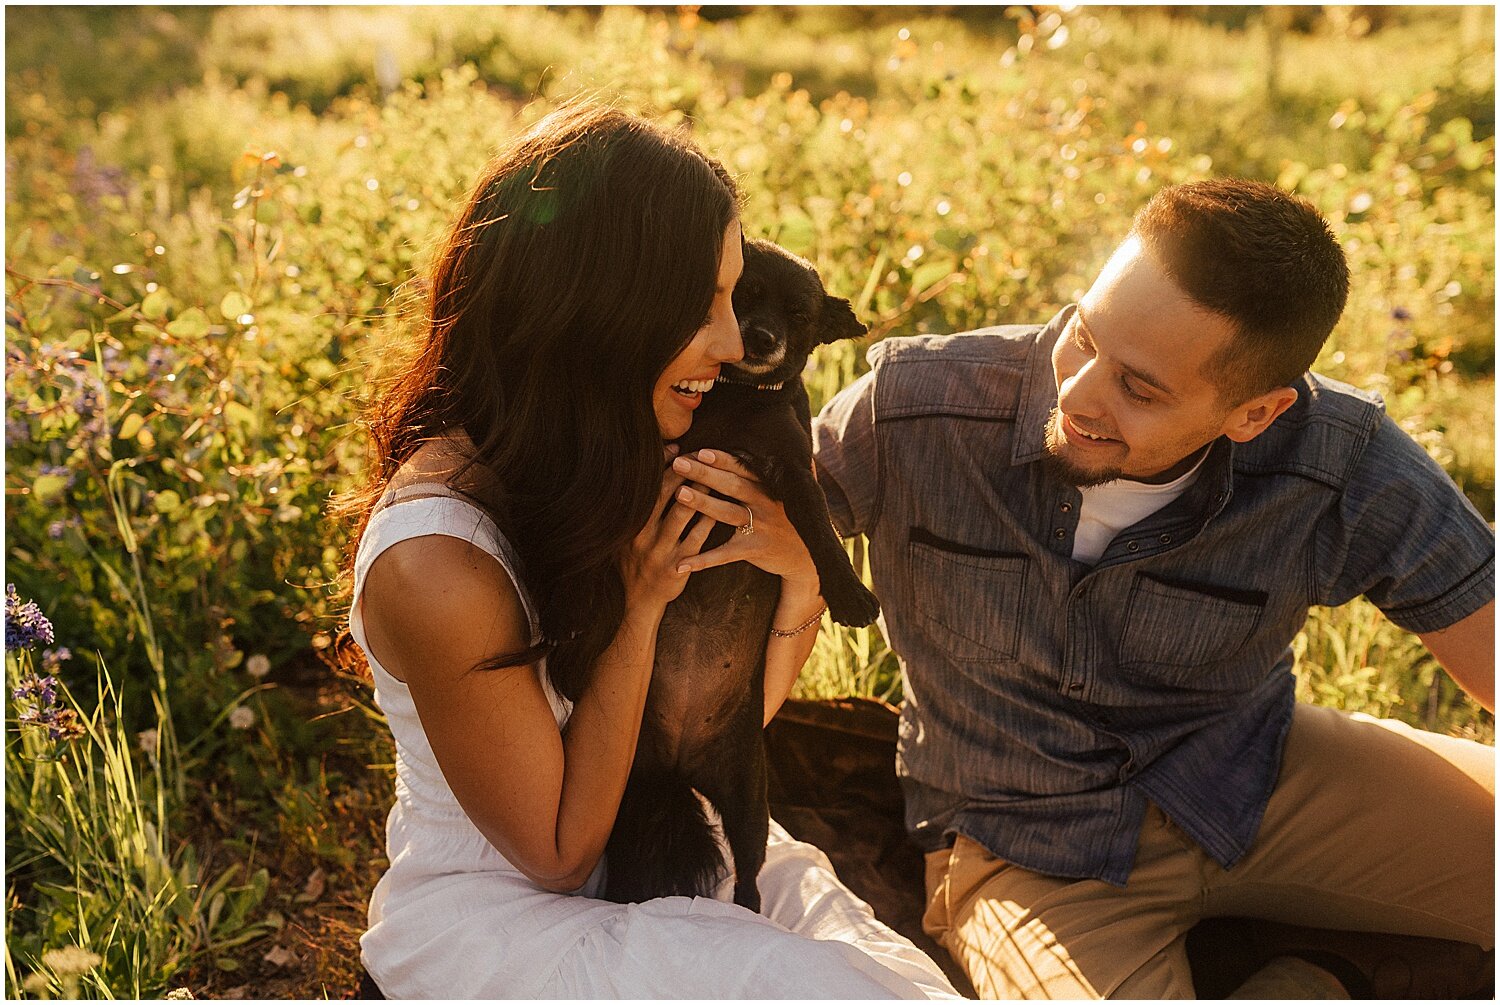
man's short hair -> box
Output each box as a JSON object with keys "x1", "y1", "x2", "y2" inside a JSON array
[{"x1": 1133, "y1": 179, "x2": 1350, "y2": 402}]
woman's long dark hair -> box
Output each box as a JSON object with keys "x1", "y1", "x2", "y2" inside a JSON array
[{"x1": 338, "y1": 103, "x2": 740, "y2": 701}]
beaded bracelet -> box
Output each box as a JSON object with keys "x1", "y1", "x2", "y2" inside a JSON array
[{"x1": 770, "y1": 604, "x2": 827, "y2": 638}]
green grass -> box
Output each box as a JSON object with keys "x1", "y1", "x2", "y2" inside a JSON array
[{"x1": 4, "y1": 6, "x2": 1493, "y2": 996}]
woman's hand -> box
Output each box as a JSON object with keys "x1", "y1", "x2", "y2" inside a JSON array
[
  {"x1": 620, "y1": 448, "x2": 717, "y2": 614},
  {"x1": 669, "y1": 450, "x2": 819, "y2": 591}
]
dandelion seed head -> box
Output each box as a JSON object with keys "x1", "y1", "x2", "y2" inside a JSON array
[
  {"x1": 229, "y1": 705, "x2": 256, "y2": 730},
  {"x1": 246, "y1": 654, "x2": 271, "y2": 679},
  {"x1": 42, "y1": 945, "x2": 102, "y2": 976}
]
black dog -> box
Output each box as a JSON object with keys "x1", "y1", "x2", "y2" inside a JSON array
[{"x1": 602, "y1": 239, "x2": 880, "y2": 912}]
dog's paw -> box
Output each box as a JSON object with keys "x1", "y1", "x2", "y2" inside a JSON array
[{"x1": 823, "y1": 576, "x2": 880, "y2": 628}]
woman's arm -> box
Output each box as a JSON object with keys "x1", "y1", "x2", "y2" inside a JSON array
[
  {"x1": 361, "y1": 468, "x2": 712, "y2": 892},
  {"x1": 762, "y1": 576, "x2": 825, "y2": 725}
]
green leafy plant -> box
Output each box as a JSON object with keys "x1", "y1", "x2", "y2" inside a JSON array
[{"x1": 4, "y1": 6, "x2": 1492, "y2": 994}]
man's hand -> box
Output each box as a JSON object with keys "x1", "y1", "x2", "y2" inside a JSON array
[{"x1": 1418, "y1": 600, "x2": 1495, "y2": 713}]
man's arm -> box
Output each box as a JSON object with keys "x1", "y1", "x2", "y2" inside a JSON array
[
  {"x1": 812, "y1": 368, "x2": 882, "y2": 539},
  {"x1": 1417, "y1": 599, "x2": 1495, "y2": 713}
]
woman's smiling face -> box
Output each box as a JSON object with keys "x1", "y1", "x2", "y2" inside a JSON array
[{"x1": 653, "y1": 219, "x2": 746, "y2": 440}]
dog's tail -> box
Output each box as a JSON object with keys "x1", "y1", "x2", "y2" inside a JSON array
[{"x1": 602, "y1": 769, "x2": 726, "y2": 903}]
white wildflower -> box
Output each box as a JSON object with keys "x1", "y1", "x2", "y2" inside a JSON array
[
  {"x1": 245, "y1": 654, "x2": 271, "y2": 679},
  {"x1": 229, "y1": 705, "x2": 256, "y2": 730},
  {"x1": 137, "y1": 728, "x2": 159, "y2": 756}
]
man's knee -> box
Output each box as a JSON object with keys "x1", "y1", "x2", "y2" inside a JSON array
[
  {"x1": 950, "y1": 894, "x2": 1099, "y2": 999},
  {"x1": 924, "y1": 834, "x2": 1197, "y2": 999}
]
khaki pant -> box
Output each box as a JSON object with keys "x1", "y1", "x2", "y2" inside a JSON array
[{"x1": 921, "y1": 704, "x2": 1495, "y2": 999}]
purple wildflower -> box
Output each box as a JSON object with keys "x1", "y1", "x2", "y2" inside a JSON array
[
  {"x1": 5, "y1": 584, "x2": 55, "y2": 651},
  {"x1": 72, "y1": 146, "x2": 129, "y2": 211},
  {"x1": 100, "y1": 344, "x2": 127, "y2": 378},
  {"x1": 17, "y1": 704, "x2": 83, "y2": 741},
  {"x1": 145, "y1": 345, "x2": 174, "y2": 378},
  {"x1": 13, "y1": 674, "x2": 58, "y2": 705},
  {"x1": 72, "y1": 380, "x2": 102, "y2": 421},
  {"x1": 6, "y1": 415, "x2": 29, "y2": 442},
  {"x1": 58, "y1": 371, "x2": 109, "y2": 448},
  {"x1": 41, "y1": 648, "x2": 71, "y2": 673},
  {"x1": 46, "y1": 516, "x2": 81, "y2": 539},
  {"x1": 12, "y1": 671, "x2": 81, "y2": 740},
  {"x1": 39, "y1": 465, "x2": 75, "y2": 489}
]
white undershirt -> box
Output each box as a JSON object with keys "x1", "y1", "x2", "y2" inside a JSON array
[{"x1": 1072, "y1": 455, "x2": 1207, "y2": 564}]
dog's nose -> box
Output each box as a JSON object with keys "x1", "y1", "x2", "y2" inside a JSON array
[{"x1": 742, "y1": 325, "x2": 777, "y2": 359}]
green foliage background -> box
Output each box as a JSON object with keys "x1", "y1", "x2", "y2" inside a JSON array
[{"x1": 4, "y1": 5, "x2": 1494, "y2": 997}]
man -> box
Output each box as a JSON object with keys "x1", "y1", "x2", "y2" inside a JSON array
[{"x1": 812, "y1": 179, "x2": 1494, "y2": 998}]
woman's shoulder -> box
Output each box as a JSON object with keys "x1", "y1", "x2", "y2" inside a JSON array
[
  {"x1": 361, "y1": 429, "x2": 534, "y2": 681},
  {"x1": 363, "y1": 532, "x2": 532, "y2": 683},
  {"x1": 358, "y1": 429, "x2": 512, "y2": 590},
  {"x1": 361, "y1": 428, "x2": 518, "y2": 579}
]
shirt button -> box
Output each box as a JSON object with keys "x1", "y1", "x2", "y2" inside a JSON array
[
  {"x1": 1059, "y1": 501, "x2": 1073, "y2": 513},
  {"x1": 1053, "y1": 528, "x2": 1066, "y2": 540},
  {"x1": 1159, "y1": 534, "x2": 1173, "y2": 544},
  {"x1": 1126, "y1": 541, "x2": 1140, "y2": 552},
  {"x1": 1067, "y1": 681, "x2": 1083, "y2": 691}
]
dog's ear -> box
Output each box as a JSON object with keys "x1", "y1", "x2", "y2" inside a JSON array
[{"x1": 818, "y1": 295, "x2": 868, "y2": 345}]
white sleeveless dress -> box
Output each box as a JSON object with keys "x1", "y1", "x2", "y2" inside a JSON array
[{"x1": 352, "y1": 483, "x2": 960, "y2": 999}]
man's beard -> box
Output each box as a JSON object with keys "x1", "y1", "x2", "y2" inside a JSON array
[{"x1": 1042, "y1": 406, "x2": 1123, "y2": 488}]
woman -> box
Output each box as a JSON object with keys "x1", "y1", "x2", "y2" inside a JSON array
[{"x1": 342, "y1": 103, "x2": 959, "y2": 998}]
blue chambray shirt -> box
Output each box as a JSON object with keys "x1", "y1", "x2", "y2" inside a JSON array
[{"x1": 812, "y1": 308, "x2": 1496, "y2": 886}]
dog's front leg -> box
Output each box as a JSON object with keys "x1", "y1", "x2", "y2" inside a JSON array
[
  {"x1": 774, "y1": 466, "x2": 881, "y2": 627},
  {"x1": 726, "y1": 450, "x2": 880, "y2": 628}
]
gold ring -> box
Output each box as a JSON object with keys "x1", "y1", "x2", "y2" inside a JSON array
[{"x1": 736, "y1": 505, "x2": 755, "y2": 536}]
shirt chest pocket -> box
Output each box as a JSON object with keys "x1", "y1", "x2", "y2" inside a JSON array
[
  {"x1": 908, "y1": 534, "x2": 1029, "y2": 662},
  {"x1": 1116, "y1": 575, "x2": 1266, "y2": 691}
]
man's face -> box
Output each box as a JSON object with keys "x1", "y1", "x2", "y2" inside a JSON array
[{"x1": 1045, "y1": 236, "x2": 1243, "y2": 486}]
